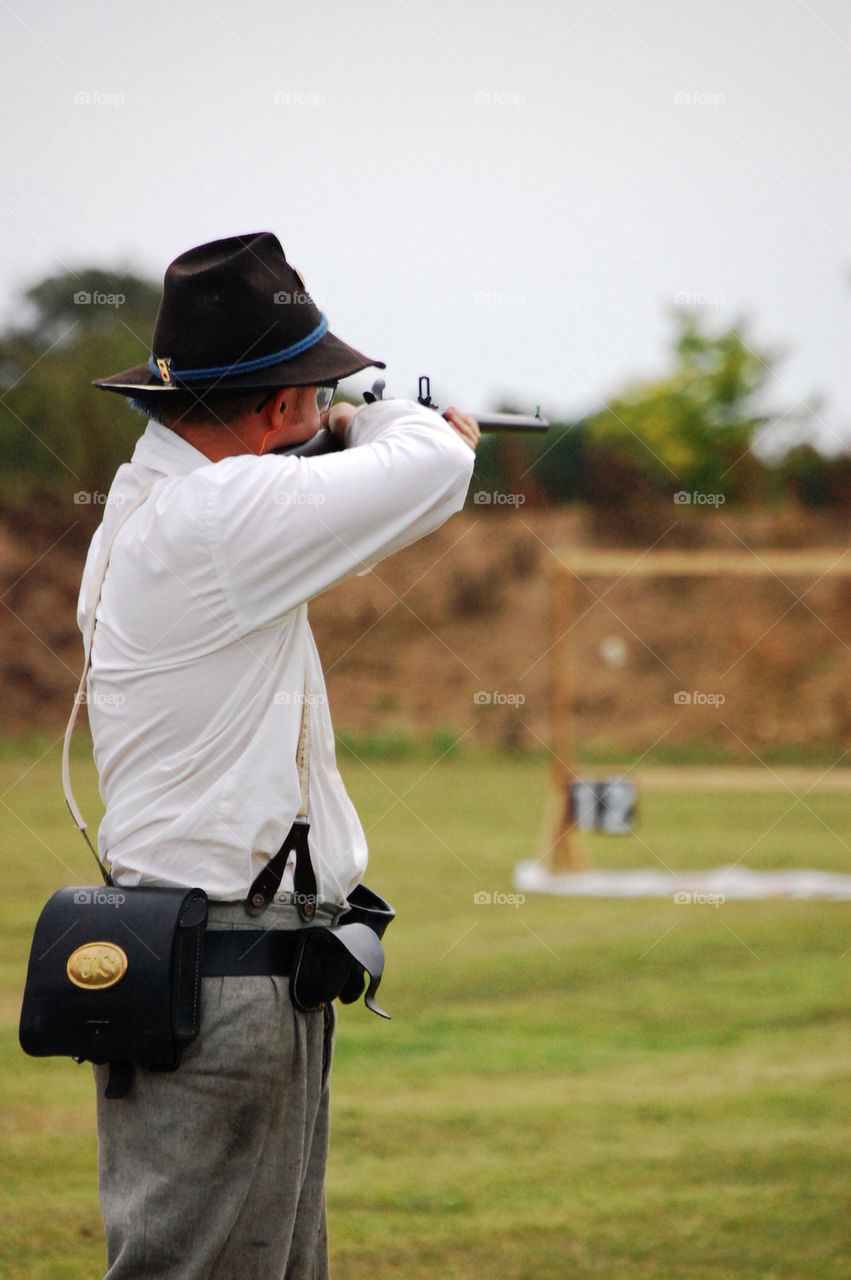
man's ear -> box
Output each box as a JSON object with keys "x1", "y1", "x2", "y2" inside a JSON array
[{"x1": 257, "y1": 393, "x2": 287, "y2": 430}]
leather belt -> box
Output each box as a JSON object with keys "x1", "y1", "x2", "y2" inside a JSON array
[
  {"x1": 203, "y1": 929, "x2": 298, "y2": 976},
  {"x1": 202, "y1": 918, "x2": 390, "y2": 1018},
  {"x1": 202, "y1": 885, "x2": 394, "y2": 1018}
]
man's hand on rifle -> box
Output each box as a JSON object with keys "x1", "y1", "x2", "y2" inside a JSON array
[
  {"x1": 442, "y1": 406, "x2": 480, "y2": 452},
  {"x1": 324, "y1": 401, "x2": 359, "y2": 438}
]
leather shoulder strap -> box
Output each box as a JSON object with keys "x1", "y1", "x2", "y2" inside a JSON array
[{"x1": 62, "y1": 483, "x2": 157, "y2": 881}]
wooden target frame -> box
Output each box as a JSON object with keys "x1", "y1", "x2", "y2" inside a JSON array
[{"x1": 546, "y1": 549, "x2": 851, "y2": 872}]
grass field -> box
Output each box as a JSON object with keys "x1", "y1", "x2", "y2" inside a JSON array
[{"x1": 1, "y1": 744, "x2": 849, "y2": 1279}]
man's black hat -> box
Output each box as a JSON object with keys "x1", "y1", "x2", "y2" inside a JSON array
[{"x1": 93, "y1": 232, "x2": 385, "y2": 397}]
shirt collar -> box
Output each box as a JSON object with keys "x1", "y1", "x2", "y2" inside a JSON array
[{"x1": 131, "y1": 419, "x2": 213, "y2": 477}]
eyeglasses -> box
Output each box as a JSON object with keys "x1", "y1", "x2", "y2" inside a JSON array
[
  {"x1": 315, "y1": 383, "x2": 337, "y2": 415},
  {"x1": 255, "y1": 383, "x2": 338, "y2": 415}
]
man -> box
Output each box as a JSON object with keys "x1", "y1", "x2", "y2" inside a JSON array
[{"x1": 81, "y1": 231, "x2": 478, "y2": 1278}]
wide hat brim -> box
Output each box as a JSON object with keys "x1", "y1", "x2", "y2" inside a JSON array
[
  {"x1": 94, "y1": 328, "x2": 384, "y2": 396},
  {"x1": 92, "y1": 231, "x2": 385, "y2": 397}
]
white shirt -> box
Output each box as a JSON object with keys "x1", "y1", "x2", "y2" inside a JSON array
[{"x1": 78, "y1": 400, "x2": 474, "y2": 906}]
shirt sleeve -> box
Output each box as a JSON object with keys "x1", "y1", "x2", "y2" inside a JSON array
[{"x1": 205, "y1": 399, "x2": 475, "y2": 632}]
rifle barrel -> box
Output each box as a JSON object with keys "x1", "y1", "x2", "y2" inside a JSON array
[{"x1": 476, "y1": 411, "x2": 549, "y2": 433}]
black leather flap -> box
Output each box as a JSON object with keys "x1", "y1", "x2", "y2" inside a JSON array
[{"x1": 19, "y1": 885, "x2": 207, "y2": 1067}]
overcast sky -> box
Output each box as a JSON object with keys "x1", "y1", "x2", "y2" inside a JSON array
[{"x1": 1, "y1": 0, "x2": 848, "y2": 449}]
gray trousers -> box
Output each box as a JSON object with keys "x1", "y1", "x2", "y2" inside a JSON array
[{"x1": 94, "y1": 901, "x2": 335, "y2": 1280}]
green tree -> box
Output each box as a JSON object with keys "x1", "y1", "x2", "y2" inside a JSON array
[
  {"x1": 0, "y1": 269, "x2": 159, "y2": 528},
  {"x1": 774, "y1": 444, "x2": 851, "y2": 509},
  {"x1": 471, "y1": 417, "x2": 589, "y2": 506},
  {"x1": 586, "y1": 311, "x2": 780, "y2": 501}
]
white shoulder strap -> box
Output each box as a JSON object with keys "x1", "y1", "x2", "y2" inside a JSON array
[
  {"x1": 62, "y1": 483, "x2": 156, "y2": 878},
  {"x1": 295, "y1": 675, "x2": 311, "y2": 821}
]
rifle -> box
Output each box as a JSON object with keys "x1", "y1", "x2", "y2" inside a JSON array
[{"x1": 277, "y1": 375, "x2": 549, "y2": 458}]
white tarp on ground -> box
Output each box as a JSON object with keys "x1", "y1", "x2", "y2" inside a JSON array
[{"x1": 513, "y1": 862, "x2": 851, "y2": 900}]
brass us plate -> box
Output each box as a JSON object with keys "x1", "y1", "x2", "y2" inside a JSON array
[{"x1": 66, "y1": 942, "x2": 128, "y2": 990}]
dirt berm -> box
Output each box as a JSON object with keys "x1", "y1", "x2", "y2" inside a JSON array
[{"x1": 1, "y1": 503, "x2": 848, "y2": 759}]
